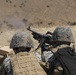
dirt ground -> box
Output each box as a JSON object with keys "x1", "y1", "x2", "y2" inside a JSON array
[{"x1": 0, "y1": 0, "x2": 76, "y2": 55}]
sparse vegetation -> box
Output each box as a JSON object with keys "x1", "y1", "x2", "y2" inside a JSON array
[
  {"x1": 3, "y1": 0, "x2": 76, "y2": 27},
  {"x1": 68, "y1": 22, "x2": 76, "y2": 26},
  {"x1": 46, "y1": 5, "x2": 50, "y2": 8},
  {"x1": 36, "y1": 21, "x2": 43, "y2": 25},
  {"x1": 6, "y1": 0, "x2": 12, "y2": 3},
  {"x1": 14, "y1": 5, "x2": 16, "y2": 7},
  {"x1": 19, "y1": 6, "x2": 22, "y2": 8},
  {"x1": 7, "y1": 24, "x2": 13, "y2": 29},
  {"x1": 22, "y1": 18, "x2": 28, "y2": 23},
  {"x1": 0, "y1": 31, "x2": 3, "y2": 34},
  {"x1": 48, "y1": 22, "x2": 54, "y2": 25},
  {"x1": 20, "y1": 3, "x2": 26, "y2": 8},
  {"x1": 9, "y1": 1, "x2": 12, "y2": 3},
  {"x1": 3, "y1": 21, "x2": 8, "y2": 24}
]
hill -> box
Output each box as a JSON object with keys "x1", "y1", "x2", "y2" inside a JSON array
[
  {"x1": 0, "y1": 0, "x2": 76, "y2": 46},
  {"x1": 0, "y1": 0, "x2": 76, "y2": 28}
]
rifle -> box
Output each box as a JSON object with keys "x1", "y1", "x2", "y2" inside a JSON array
[
  {"x1": 27, "y1": 26, "x2": 53, "y2": 50},
  {"x1": 27, "y1": 26, "x2": 43, "y2": 42}
]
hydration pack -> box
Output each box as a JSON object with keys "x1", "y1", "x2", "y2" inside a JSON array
[{"x1": 53, "y1": 47, "x2": 76, "y2": 75}]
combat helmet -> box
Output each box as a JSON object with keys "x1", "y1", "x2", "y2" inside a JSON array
[
  {"x1": 53, "y1": 26, "x2": 75, "y2": 43},
  {"x1": 10, "y1": 32, "x2": 34, "y2": 48}
]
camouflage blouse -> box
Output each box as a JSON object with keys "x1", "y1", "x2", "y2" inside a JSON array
[{"x1": 1, "y1": 57, "x2": 13, "y2": 75}]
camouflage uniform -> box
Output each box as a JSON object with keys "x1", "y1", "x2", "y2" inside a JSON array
[
  {"x1": 1, "y1": 57, "x2": 12, "y2": 75},
  {"x1": 1, "y1": 32, "x2": 46, "y2": 75},
  {"x1": 48, "y1": 27, "x2": 75, "y2": 75}
]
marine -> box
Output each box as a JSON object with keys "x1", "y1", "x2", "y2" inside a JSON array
[
  {"x1": 1, "y1": 32, "x2": 47, "y2": 75},
  {"x1": 47, "y1": 26, "x2": 76, "y2": 75}
]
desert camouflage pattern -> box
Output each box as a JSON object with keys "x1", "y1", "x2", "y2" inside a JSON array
[
  {"x1": 11, "y1": 52, "x2": 47, "y2": 75},
  {"x1": 10, "y1": 32, "x2": 34, "y2": 48},
  {"x1": 53, "y1": 27, "x2": 75, "y2": 43}
]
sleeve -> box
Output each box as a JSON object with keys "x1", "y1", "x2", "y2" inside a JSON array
[
  {"x1": 1, "y1": 62, "x2": 6, "y2": 75},
  {"x1": 0, "y1": 57, "x2": 12, "y2": 75}
]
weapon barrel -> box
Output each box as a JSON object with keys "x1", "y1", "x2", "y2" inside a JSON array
[
  {"x1": 27, "y1": 27, "x2": 43, "y2": 41},
  {"x1": 27, "y1": 27, "x2": 41, "y2": 35}
]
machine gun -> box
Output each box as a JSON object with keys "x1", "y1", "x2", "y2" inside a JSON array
[{"x1": 27, "y1": 26, "x2": 54, "y2": 50}]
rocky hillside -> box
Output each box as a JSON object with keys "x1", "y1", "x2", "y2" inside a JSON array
[{"x1": 0, "y1": 0, "x2": 76, "y2": 29}]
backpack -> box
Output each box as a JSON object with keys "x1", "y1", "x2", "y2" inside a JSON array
[{"x1": 53, "y1": 47, "x2": 76, "y2": 75}]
